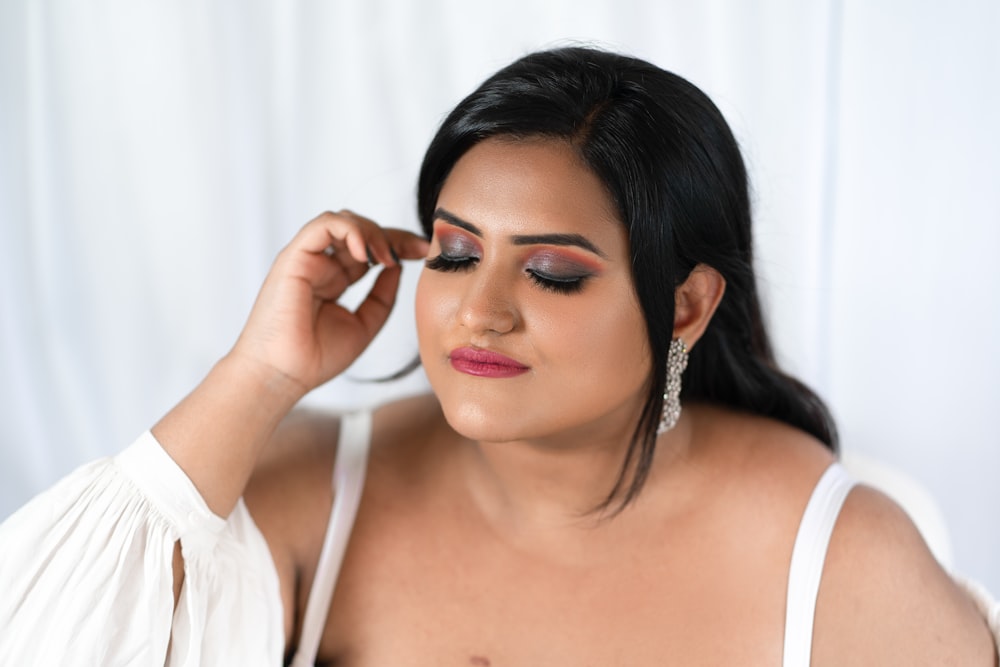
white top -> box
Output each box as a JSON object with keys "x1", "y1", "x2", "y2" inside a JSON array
[
  {"x1": 0, "y1": 431, "x2": 284, "y2": 666},
  {"x1": 288, "y1": 411, "x2": 371, "y2": 667},
  {"x1": 1, "y1": 416, "x2": 997, "y2": 665},
  {"x1": 782, "y1": 463, "x2": 856, "y2": 666}
]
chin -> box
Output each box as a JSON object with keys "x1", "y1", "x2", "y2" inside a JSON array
[
  {"x1": 439, "y1": 399, "x2": 514, "y2": 443},
  {"x1": 434, "y1": 388, "x2": 543, "y2": 443}
]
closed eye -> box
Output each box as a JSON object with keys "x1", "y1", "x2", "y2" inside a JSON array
[
  {"x1": 425, "y1": 254, "x2": 478, "y2": 272},
  {"x1": 526, "y1": 270, "x2": 588, "y2": 294},
  {"x1": 426, "y1": 252, "x2": 592, "y2": 295}
]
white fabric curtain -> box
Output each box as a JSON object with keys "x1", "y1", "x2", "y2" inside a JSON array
[{"x1": 1, "y1": 1, "x2": 997, "y2": 591}]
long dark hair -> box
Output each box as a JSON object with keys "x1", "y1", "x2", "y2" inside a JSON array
[{"x1": 417, "y1": 46, "x2": 838, "y2": 510}]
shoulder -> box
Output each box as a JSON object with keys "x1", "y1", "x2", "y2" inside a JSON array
[
  {"x1": 688, "y1": 407, "x2": 996, "y2": 662},
  {"x1": 243, "y1": 393, "x2": 444, "y2": 554},
  {"x1": 243, "y1": 408, "x2": 343, "y2": 577},
  {"x1": 812, "y1": 483, "x2": 997, "y2": 665},
  {"x1": 241, "y1": 394, "x2": 443, "y2": 645},
  {"x1": 244, "y1": 391, "x2": 443, "y2": 506},
  {"x1": 685, "y1": 404, "x2": 836, "y2": 512}
]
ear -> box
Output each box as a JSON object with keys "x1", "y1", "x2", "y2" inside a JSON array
[{"x1": 672, "y1": 264, "x2": 725, "y2": 349}]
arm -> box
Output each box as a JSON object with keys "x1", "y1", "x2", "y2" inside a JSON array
[
  {"x1": 0, "y1": 212, "x2": 429, "y2": 665},
  {"x1": 813, "y1": 485, "x2": 997, "y2": 665},
  {"x1": 156, "y1": 211, "x2": 426, "y2": 604},
  {"x1": 154, "y1": 210, "x2": 427, "y2": 518}
]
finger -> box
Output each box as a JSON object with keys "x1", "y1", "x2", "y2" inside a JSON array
[
  {"x1": 310, "y1": 256, "x2": 368, "y2": 301},
  {"x1": 291, "y1": 212, "x2": 370, "y2": 265},
  {"x1": 323, "y1": 213, "x2": 398, "y2": 268},
  {"x1": 338, "y1": 211, "x2": 405, "y2": 268},
  {"x1": 327, "y1": 211, "x2": 430, "y2": 267},
  {"x1": 383, "y1": 228, "x2": 431, "y2": 261},
  {"x1": 294, "y1": 212, "x2": 425, "y2": 269},
  {"x1": 273, "y1": 237, "x2": 369, "y2": 303},
  {"x1": 326, "y1": 241, "x2": 371, "y2": 282},
  {"x1": 368, "y1": 231, "x2": 398, "y2": 267},
  {"x1": 353, "y1": 265, "x2": 402, "y2": 340},
  {"x1": 327, "y1": 209, "x2": 392, "y2": 267}
]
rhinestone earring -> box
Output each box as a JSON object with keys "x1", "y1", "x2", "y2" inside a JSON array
[{"x1": 657, "y1": 338, "x2": 689, "y2": 435}]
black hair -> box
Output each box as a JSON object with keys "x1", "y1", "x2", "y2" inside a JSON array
[{"x1": 416, "y1": 46, "x2": 837, "y2": 511}]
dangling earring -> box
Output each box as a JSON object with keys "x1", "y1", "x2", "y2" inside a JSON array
[{"x1": 657, "y1": 338, "x2": 689, "y2": 435}]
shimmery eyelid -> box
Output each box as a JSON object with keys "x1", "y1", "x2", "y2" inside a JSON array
[
  {"x1": 435, "y1": 227, "x2": 481, "y2": 255},
  {"x1": 524, "y1": 250, "x2": 602, "y2": 277}
]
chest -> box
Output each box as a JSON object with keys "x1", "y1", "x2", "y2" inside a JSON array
[{"x1": 313, "y1": 501, "x2": 792, "y2": 666}]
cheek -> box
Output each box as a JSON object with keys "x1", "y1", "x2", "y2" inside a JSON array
[
  {"x1": 415, "y1": 270, "x2": 453, "y2": 348},
  {"x1": 559, "y1": 291, "x2": 651, "y2": 384},
  {"x1": 542, "y1": 286, "x2": 649, "y2": 355},
  {"x1": 414, "y1": 270, "x2": 433, "y2": 344}
]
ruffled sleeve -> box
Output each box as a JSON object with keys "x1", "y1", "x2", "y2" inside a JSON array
[{"x1": 0, "y1": 431, "x2": 285, "y2": 666}]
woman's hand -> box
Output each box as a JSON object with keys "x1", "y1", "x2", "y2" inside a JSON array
[
  {"x1": 153, "y1": 211, "x2": 428, "y2": 518},
  {"x1": 230, "y1": 210, "x2": 430, "y2": 399}
]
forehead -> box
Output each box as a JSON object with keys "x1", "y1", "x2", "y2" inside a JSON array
[{"x1": 436, "y1": 137, "x2": 625, "y2": 248}]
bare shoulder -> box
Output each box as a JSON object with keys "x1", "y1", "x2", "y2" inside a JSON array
[
  {"x1": 243, "y1": 393, "x2": 444, "y2": 542},
  {"x1": 241, "y1": 393, "x2": 443, "y2": 649},
  {"x1": 812, "y1": 484, "x2": 997, "y2": 665},
  {"x1": 691, "y1": 409, "x2": 996, "y2": 663},
  {"x1": 688, "y1": 404, "x2": 836, "y2": 505},
  {"x1": 244, "y1": 393, "x2": 443, "y2": 541},
  {"x1": 243, "y1": 407, "x2": 343, "y2": 566}
]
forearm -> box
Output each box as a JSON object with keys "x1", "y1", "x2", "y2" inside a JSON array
[
  {"x1": 152, "y1": 213, "x2": 425, "y2": 518},
  {"x1": 152, "y1": 353, "x2": 304, "y2": 517}
]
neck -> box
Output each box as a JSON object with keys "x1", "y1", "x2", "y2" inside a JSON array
[{"x1": 455, "y1": 410, "x2": 694, "y2": 541}]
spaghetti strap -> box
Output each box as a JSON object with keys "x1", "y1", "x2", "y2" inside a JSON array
[
  {"x1": 782, "y1": 462, "x2": 856, "y2": 667},
  {"x1": 288, "y1": 410, "x2": 372, "y2": 667}
]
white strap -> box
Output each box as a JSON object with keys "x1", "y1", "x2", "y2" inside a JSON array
[
  {"x1": 289, "y1": 411, "x2": 372, "y2": 667},
  {"x1": 782, "y1": 462, "x2": 856, "y2": 667}
]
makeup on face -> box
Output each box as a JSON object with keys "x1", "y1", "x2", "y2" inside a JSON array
[
  {"x1": 424, "y1": 226, "x2": 483, "y2": 272},
  {"x1": 521, "y1": 249, "x2": 601, "y2": 294},
  {"x1": 448, "y1": 346, "x2": 530, "y2": 378},
  {"x1": 425, "y1": 209, "x2": 605, "y2": 294}
]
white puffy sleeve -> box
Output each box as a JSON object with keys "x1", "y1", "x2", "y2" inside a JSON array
[{"x1": 0, "y1": 431, "x2": 285, "y2": 666}]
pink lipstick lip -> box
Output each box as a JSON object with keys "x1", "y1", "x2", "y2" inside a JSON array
[{"x1": 448, "y1": 346, "x2": 530, "y2": 378}]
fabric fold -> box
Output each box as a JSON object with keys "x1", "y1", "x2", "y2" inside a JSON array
[{"x1": 0, "y1": 431, "x2": 284, "y2": 666}]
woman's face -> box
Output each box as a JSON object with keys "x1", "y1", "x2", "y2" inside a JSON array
[{"x1": 415, "y1": 137, "x2": 652, "y2": 444}]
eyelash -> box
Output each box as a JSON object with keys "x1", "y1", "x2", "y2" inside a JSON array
[{"x1": 424, "y1": 254, "x2": 588, "y2": 295}]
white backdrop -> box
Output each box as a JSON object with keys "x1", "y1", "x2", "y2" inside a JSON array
[{"x1": 1, "y1": 1, "x2": 997, "y2": 592}]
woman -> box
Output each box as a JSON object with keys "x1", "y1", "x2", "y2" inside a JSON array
[{"x1": 1, "y1": 47, "x2": 996, "y2": 665}]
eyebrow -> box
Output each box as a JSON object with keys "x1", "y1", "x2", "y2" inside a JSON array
[{"x1": 433, "y1": 207, "x2": 608, "y2": 258}]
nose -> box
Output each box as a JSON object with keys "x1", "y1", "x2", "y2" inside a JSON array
[{"x1": 458, "y1": 270, "x2": 519, "y2": 336}]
